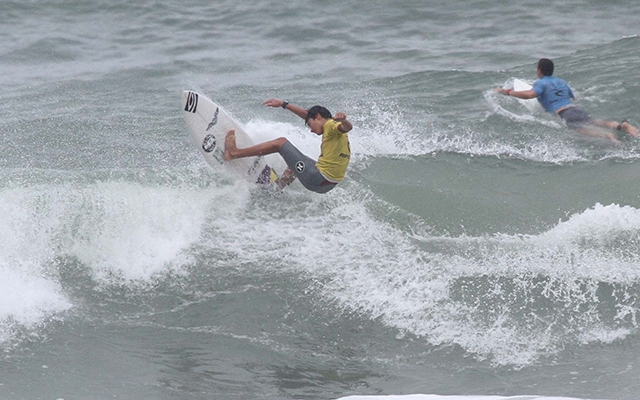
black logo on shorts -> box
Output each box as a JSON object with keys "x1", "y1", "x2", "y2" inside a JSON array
[
  {"x1": 295, "y1": 161, "x2": 305, "y2": 173},
  {"x1": 206, "y1": 107, "x2": 219, "y2": 131},
  {"x1": 202, "y1": 134, "x2": 216, "y2": 152},
  {"x1": 185, "y1": 92, "x2": 198, "y2": 113}
]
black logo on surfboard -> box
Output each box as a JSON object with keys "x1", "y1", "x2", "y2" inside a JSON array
[
  {"x1": 206, "y1": 107, "x2": 219, "y2": 131},
  {"x1": 202, "y1": 134, "x2": 216, "y2": 152},
  {"x1": 185, "y1": 92, "x2": 198, "y2": 113}
]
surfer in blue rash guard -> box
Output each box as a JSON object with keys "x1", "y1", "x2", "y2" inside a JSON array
[
  {"x1": 495, "y1": 58, "x2": 639, "y2": 143},
  {"x1": 223, "y1": 99, "x2": 353, "y2": 194}
]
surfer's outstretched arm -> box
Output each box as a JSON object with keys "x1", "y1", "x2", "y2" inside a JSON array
[
  {"x1": 263, "y1": 98, "x2": 308, "y2": 120},
  {"x1": 494, "y1": 87, "x2": 538, "y2": 99}
]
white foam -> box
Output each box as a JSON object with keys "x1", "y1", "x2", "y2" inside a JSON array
[
  {"x1": 0, "y1": 175, "x2": 227, "y2": 344},
  {"x1": 541, "y1": 203, "x2": 640, "y2": 244},
  {"x1": 349, "y1": 101, "x2": 422, "y2": 156},
  {"x1": 245, "y1": 119, "x2": 321, "y2": 159},
  {"x1": 0, "y1": 187, "x2": 72, "y2": 344},
  {"x1": 64, "y1": 180, "x2": 217, "y2": 281},
  {"x1": 347, "y1": 97, "x2": 590, "y2": 165},
  {"x1": 209, "y1": 191, "x2": 640, "y2": 366},
  {"x1": 241, "y1": 104, "x2": 637, "y2": 166},
  {"x1": 0, "y1": 264, "x2": 71, "y2": 344}
]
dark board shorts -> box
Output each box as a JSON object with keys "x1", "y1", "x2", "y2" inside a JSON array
[
  {"x1": 558, "y1": 106, "x2": 591, "y2": 129},
  {"x1": 279, "y1": 140, "x2": 338, "y2": 194}
]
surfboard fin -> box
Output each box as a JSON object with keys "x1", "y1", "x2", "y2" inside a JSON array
[{"x1": 256, "y1": 165, "x2": 279, "y2": 185}]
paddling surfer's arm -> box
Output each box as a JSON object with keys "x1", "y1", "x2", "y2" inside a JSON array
[
  {"x1": 494, "y1": 87, "x2": 537, "y2": 99},
  {"x1": 263, "y1": 98, "x2": 308, "y2": 119}
]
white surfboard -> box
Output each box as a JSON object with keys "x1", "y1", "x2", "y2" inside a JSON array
[
  {"x1": 181, "y1": 90, "x2": 278, "y2": 184},
  {"x1": 513, "y1": 78, "x2": 540, "y2": 112}
]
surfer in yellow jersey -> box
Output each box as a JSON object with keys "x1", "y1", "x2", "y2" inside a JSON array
[{"x1": 224, "y1": 99, "x2": 352, "y2": 194}]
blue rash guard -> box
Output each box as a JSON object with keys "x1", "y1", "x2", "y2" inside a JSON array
[{"x1": 532, "y1": 76, "x2": 575, "y2": 113}]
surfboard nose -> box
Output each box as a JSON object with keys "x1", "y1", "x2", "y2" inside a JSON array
[
  {"x1": 181, "y1": 90, "x2": 194, "y2": 112},
  {"x1": 183, "y1": 91, "x2": 200, "y2": 114}
]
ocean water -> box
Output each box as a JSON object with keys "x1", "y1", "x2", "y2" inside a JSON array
[{"x1": 1, "y1": 1, "x2": 640, "y2": 399}]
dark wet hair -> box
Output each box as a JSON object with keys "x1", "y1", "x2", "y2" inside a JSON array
[
  {"x1": 305, "y1": 105, "x2": 332, "y2": 126},
  {"x1": 538, "y1": 58, "x2": 554, "y2": 76}
]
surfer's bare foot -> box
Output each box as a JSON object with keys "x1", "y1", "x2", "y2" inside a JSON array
[
  {"x1": 224, "y1": 130, "x2": 237, "y2": 161},
  {"x1": 620, "y1": 121, "x2": 639, "y2": 138}
]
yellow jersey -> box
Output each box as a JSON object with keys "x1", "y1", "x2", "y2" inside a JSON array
[{"x1": 316, "y1": 119, "x2": 350, "y2": 182}]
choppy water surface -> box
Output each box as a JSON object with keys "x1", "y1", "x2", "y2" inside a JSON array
[{"x1": 1, "y1": 1, "x2": 640, "y2": 399}]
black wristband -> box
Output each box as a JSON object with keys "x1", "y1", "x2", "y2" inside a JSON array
[{"x1": 281, "y1": 101, "x2": 289, "y2": 109}]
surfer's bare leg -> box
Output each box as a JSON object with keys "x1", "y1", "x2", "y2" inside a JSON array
[
  {"x1": 576, "y1": 125, "x2": 620, "y2": 144},
  {"x1": 224, "y1": 130, "x2": 288, "y2": 161},
  {"x1": 276, "y1": 168, "x2": 297, "y2": 188},
  {"x1": 590, "y1": 119, "x2": 618, "y2": 130},
  {"x1": 590, "y1": 119, "x2": 640, "y2": 138}
]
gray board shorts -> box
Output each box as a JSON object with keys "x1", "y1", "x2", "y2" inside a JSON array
[
  {"x1": 279, "y1": 140, "x2": 338, "y2": 194},
  {"x1": 558, "y1": 106, "x2": 590, "y2": 129}
]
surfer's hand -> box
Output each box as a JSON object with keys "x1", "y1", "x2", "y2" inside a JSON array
[
  {"x1": 334, "y1": 113, "x2": 353, "y2": 133},
  {"x1": 263, "y1": 98, "x2": 284, "y2": 108}
]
